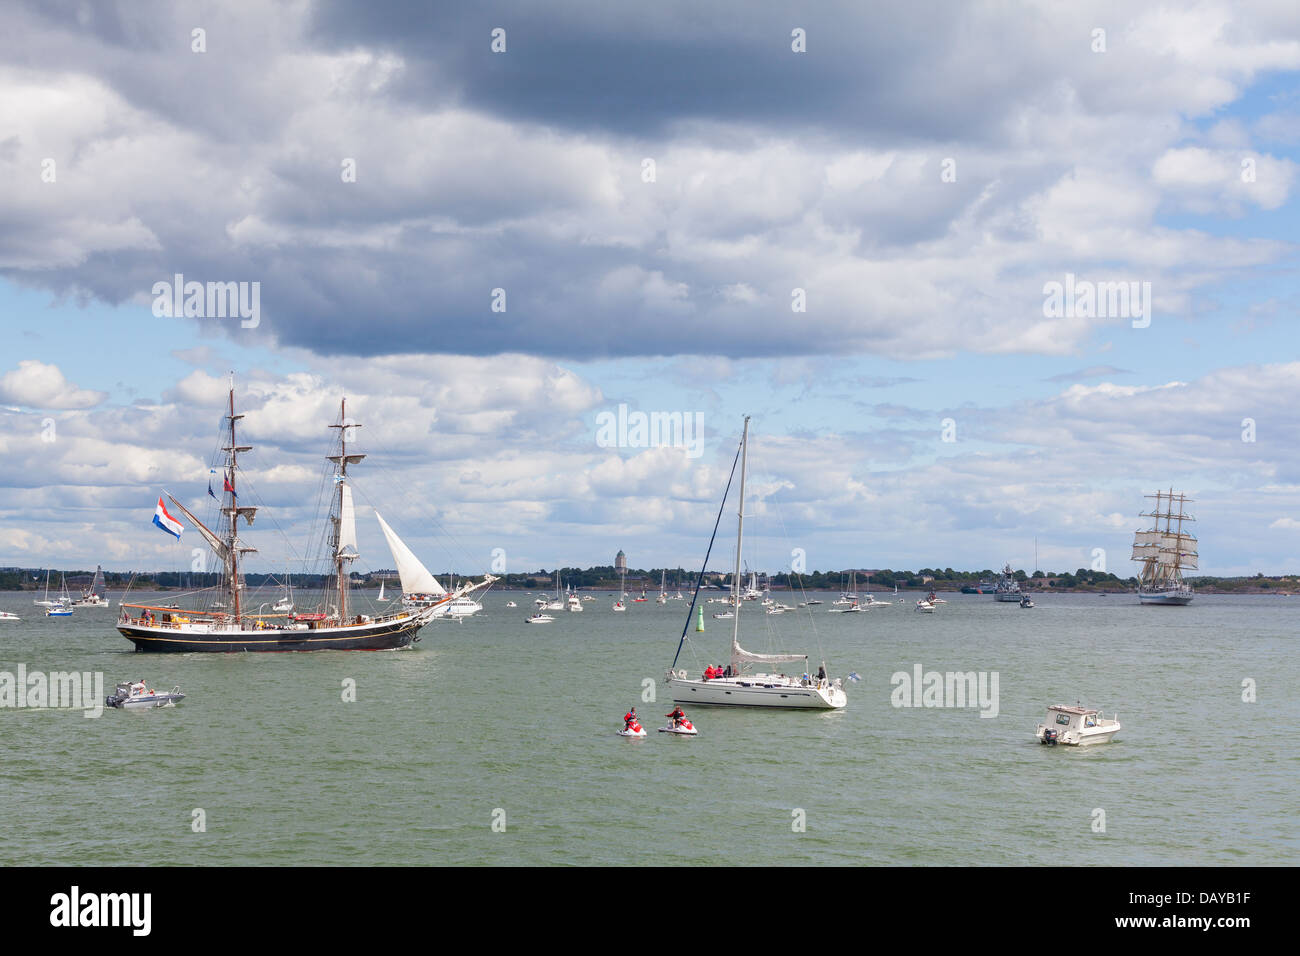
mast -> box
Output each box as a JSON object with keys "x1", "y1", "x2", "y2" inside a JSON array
[
  {"x1": 327, "y1": 398, "x2": 364, "y2": 622},
  {"x1": 221, "y1": 376, "x2": 257, "y2": 622},
  {"x1": 732, "y1": 416, "x2": 750, "y2": 653}
]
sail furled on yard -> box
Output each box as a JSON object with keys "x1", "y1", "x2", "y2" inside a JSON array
[{"x1": 375, "y1": 512, "x2": 445, "y2": 595}]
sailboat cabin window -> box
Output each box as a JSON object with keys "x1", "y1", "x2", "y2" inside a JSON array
[{"x1": 1055, "y1": 713, "x2": 1071, "y2": 726}]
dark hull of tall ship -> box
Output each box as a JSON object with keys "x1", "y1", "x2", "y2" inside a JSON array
[{"x1": 117, "y1": 616, "x2": 424, "y2": 653}]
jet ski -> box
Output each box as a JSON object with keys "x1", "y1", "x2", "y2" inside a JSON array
[
  {"x1": 659, "y1": 718, "x2": 698, "y2": 735},
  {"x1": 618, "y1": 719, "x2": 646, "y2": 737},
  {"x1": 106, "y1": 680, "x2": 185, "y2": 710}
]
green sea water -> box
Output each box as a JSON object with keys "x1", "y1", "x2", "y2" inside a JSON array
[{"x1": 1, "y1": 590, "x2": 1295, "y2": 865}]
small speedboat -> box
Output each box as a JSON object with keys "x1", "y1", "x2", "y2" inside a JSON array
[
  {"x1": 1035, "y1": 704, "x2": 1120, "y2": 746},
  {"x1": 506, "y1": 601, "x2": 517, "y2": 608},
  {"x1": 0, "y1": 611, "x2": 19, "y2": 622},
  {"x1": 619, "y1": 720, "x2": 647, "y2": 737},
  {"x1": 525, "y1": 613, "x2": 554, "y2": 624},
  {"x1": 46, "y1": 604, "x2": 73, "y2": 617},
  {"x1": 1019, "y1": 596, "x2": 1035, "y2": 608},
  {"x1": 914, "y1": 600, "x2": 935, "y2": 613},
  {"x1": 659, "y1": 718, "x2": 698, "y2": 736},
  {"x1": 712, "y1": 611, "x2": 734, "y2": 619},
  {"x1": 106, "y1": 681, "x2": 185, "y2": 710}
]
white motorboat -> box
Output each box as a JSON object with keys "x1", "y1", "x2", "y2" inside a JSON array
[
  {"x1": 1035, "y1": 704, "x2": 1120, "y2": 746},
  {"x1": 914, "y1": 599, "x2": 935, "y2": 613},
  {"x1": 567, "y1": 593, "x2": 584, "y2": 613},
  {"x1": 0, "y1": 611, "x2": 20, "y2": 621},
  {"x1": 525, "y1": 613, "x2": 554, "y2": 624},
  {"x1": 46, "y1": 603, "x2": 74, "y2": 617},
  {"x1": 445, "y1": 595, "x2": 483, "y2": 618},
  {"x1": 828, "y1": 602, "x2": 862, "y2": 613},
  {"x1": 712, "y1": 611, "x2": 734, "y2": 619},
  {"x1": 665, "y1": 417, "x2": 847, "y2": 711},
  {"x1": 1020, "y1": 595, "x2": 1034, "y2": 608},
  {"x1": 506, "y1": 601, "x2": 517, "y2": 608},
  {"x1": 105, "y1": 680, "x2": 185, "y2": 710}
]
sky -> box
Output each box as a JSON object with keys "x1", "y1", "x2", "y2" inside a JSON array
[{"x1": 0, "y1": 0, "x2": 1298, "y2": 581}]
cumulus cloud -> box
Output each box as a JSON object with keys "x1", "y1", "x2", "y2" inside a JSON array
[{"x1": 0, "y1": 360, "x2": 106, "y2": 409}]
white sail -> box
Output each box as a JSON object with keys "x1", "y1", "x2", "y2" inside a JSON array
[
  {"x1": 337, "y1": 484, "x2": 359, "y2": 557},
  {"x1": 375, "y1": 512, "x2": 445, "y2": 595},
  {"x1": 731, "y1": 639, "x2": 808, "y2": 667}
]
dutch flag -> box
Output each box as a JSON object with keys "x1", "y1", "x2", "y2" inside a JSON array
[{"x1": 152, "y1": 496, "x2": 184, "y2": 539}]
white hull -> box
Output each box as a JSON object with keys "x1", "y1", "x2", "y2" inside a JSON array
[
  {"x1": 667, "y1": 675, "x2": 845, "y2": 709},
  {"x1": 1138, "y1": 590, "x2": 1193, "y2": 606}
]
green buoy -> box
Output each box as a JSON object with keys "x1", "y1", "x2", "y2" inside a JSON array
[{"x1": 696, "y1": 605, "x2": 705, "y2": 632}]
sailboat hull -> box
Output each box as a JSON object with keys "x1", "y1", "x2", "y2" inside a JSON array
[
  {"x1": 117, "y1": 615, "x2": 424, "y2": 652},
  {"x1": 1137, "y1": 589, "x2": 1194, "y2": 606},
  {"x1": 667, "y1": 676, "x2": 845, "y2": 709}
]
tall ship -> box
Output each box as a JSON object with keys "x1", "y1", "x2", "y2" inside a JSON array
[
  {"x1": 993, "y1": 564, "x2": 1022, "y2": 601},
  {"x1": 118, "y1": 382, "x2": 494, "y2": 651},
  {"x1": 1131, "y1": 488, "x2": 1196, "y2": 605}
]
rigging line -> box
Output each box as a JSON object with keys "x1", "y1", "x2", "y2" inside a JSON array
[
  {"x1": 671, "y1": 436, "x2": 743, "y2": 672},
  {"x1": 353, "y1": 425, "x2": 488, "y2": 573}
]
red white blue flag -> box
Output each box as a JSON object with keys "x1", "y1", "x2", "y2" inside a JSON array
[{"x1": 152, "y1": 496, "x2": 183, "y2": 539}]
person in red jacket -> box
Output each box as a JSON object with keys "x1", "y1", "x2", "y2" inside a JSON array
[
  {"x1": 666, "y1": 706, "x2": 686, "y2": 728},
  {"x1": 704, "y1": 665, "x2": 716, "y2": 680},
  {"x1": 623, "y1": 707, "x2": 638, "y2": 730}
]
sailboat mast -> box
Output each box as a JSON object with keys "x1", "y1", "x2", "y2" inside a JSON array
[
  {"x1": 732, "y1": 416, "x2": 750, "y2": 651},
  {"x1": 226, "y1": 382, "x2": 242, "y2": 621}
]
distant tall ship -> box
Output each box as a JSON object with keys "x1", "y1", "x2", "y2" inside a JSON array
[
  {"x1": 118, "y1": 380, "x2": 494, "y2": 651},
  {"x1": 1131, "y1": 488, "x2": 1196, "y2": 606}
]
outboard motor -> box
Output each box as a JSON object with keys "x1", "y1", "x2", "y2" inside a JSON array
[{"x1": 1042, "y1": 728, "x2": 1058, "y2": 746}]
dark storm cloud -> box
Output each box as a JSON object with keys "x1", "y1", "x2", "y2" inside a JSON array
[{"x1": 306, "y1": 0, "x2": 1049, "y2": 145}]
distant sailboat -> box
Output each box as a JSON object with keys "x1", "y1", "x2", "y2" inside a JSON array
[
  {"x1": 72, "y1": 565, "x2": 109, "y2": 607},
  {"x1": 377, "y1": 578, "x2": 389, "y2": 602}
]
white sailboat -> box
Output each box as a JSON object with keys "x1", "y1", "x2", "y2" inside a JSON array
[
  {"x1": 657, "y1": 570, "x2": 668, "y2": 604},
  {"x1": 665, "y1": 417, "x2": 847, "y2": 709},
  {"x1": 34, "y1": 569, "x2": 60, "y2": 608},
  {"x1": 272, "y1": 565, "x2": 294, "y2": 612},
  {"x1": 376, "y1": 578, "x2": 389, "y2": 603}
]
